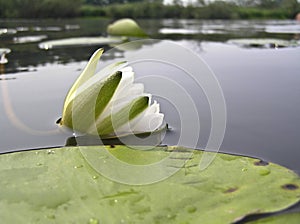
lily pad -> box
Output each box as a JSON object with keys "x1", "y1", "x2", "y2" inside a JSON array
[
  {"x1": 248, "y1": 212, "x2": 300, "y2": 224},
  {"x1": 159, "y1": 28, "x2": 199, "y2": 35},
  {"x1": 38, "y1": 37, "x2": 125, "y2": 49},
  {"x1": 13, "y1": 35, "x2": 47, "y2": 44},
  {"x1": 227, "y1": 38, "x2": 299, "y2": 48},
  {"x1": 107, "y1": 18, "x2": 147, "y2": 37},
  {"x1": 266, "y1": 25, "x2": 300, "y2": 34},
  {"x1": 0, "y1": 146, "x2": 300, "y2": 223},
  {"x1": 0, "y1": 28, "x2": 17, "y2": 35}
]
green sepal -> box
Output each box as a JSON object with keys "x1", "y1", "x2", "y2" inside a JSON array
[
  {"x1": 97, "y1": 96, "x2": 149, "y2": 136},
  {"x1": 63, "y1": 48, "x2": 104, "y2": 116},
  {"x1": 61, "y1": 71, "x2": 122, "y2": 133}
]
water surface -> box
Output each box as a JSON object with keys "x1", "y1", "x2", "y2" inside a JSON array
[{"x1": 0, "y1": 18, "x2": 299, "y2": 175}]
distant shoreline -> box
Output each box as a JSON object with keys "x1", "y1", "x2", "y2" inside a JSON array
[{"x1": 0, "y1": 1, "x2": 299, "y2": 20}]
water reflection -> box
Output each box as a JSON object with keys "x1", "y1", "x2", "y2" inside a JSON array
[
  {"x1": 0, "y1": 65, "x2": 76, "y2": 151},
  {"x1": 0, "y1": 18, "x2": 299, "y2": 74},
  {"x1": 0, "y1": 77, "x2": 16, "y2": 81},
  {"x1": 227, "y1": 38, "x2": 299, "y2": 48}
]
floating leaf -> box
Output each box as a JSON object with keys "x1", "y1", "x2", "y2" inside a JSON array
[
  {"x1": 13, "y1": 35, "x2": 47, "y2": 44},
  {"x1": 266, "y1": 24, "x2": 300, "y2": 34},
  {"x1": 0, "y1": 28, "x2": 17, "y2": 35},
  {"x1": 0, "y1": 146, "x2": 299, "y2": 223},
  {"x1": 107, "y1": 18, "x2": 147, "y2": 37},
  {"x1": 159, "y1": 28, "x2": 200, "y2": 35},
  {"x1": 38, "y1": 37, "x2": 125, "y2": 49}
]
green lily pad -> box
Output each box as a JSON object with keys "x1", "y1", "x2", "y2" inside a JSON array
[
  {"x1": 107, "y1": 18, "x2": 147, "y2": 37},
  {"x1": 38, "y1": 37, "x2": 125, "y2": 49},
  {"x1": 266, "y1": 25, "x2": 300, "y2": 34},
  {"x1": 248, "y1": 212, "x2": 300, "y2": 224},
  {"x1": 13, "y1": 35, "x2": 47, "y2": 44},
  {"x1": 0, "y1": 146, "x2": 300, "y2": 223}
]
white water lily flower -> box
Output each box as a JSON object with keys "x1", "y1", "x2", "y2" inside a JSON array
[{"x1": 60, "y1": 48, "x2": 164, "y2": 138}]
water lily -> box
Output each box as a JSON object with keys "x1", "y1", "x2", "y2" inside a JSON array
[{"x1": 60, "y1": 48, "x2": 164, "y2": 138}]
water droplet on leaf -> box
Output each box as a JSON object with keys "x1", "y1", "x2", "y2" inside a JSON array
[
  {"x1": 88, "y1": 218, "x2": 99, "y2": 224},
  {"x1": 47, "y1": 149, "x2": 55, "y2": 155},
  {"x1": 74, "y1": 165, "x2": 83, "y2": 169},
  {"x1": 242, "y1": 168, "x2": 247, "y2": 172}
]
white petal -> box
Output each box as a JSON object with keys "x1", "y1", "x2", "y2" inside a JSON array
[
  {"x1": 114, "y1": 99, "x2": 163, "y2": 135},
  {"x1": 116, "y1": 83, "x2": 144, "y2": 102},
  {"x1": 132, "y1": 113, "x2": 164, "y2": 133},
  {"x1": 145, "y1": 100, "x2": 160, "y2": 114},
  {"x1": 120, "y1": 66, "x2": 133, "y2": 73}
]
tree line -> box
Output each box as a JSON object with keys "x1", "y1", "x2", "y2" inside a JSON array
[
  {"x1": 0, "y1": 0, "x2": 82, "y2": 18},
  {"x1": 0, "y1": 0, "x2": 299, "y2": 19}
]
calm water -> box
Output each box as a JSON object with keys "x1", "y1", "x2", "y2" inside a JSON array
[{"x1": 0, "y1": 18, "x2": 300, "y2": 175}]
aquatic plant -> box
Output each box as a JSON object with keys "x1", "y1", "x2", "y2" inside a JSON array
[{"x1": 60, "y1": 48, "x2": 164, "y2": 137}]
